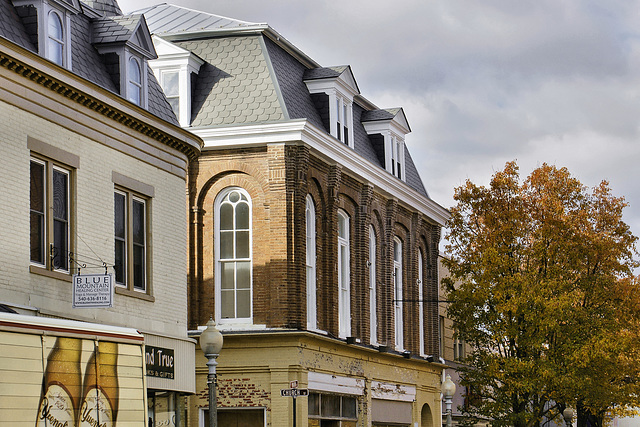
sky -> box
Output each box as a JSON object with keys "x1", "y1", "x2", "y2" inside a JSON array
[{"x1": 120, "y1": 0, "x2": 640, "y2": 254}]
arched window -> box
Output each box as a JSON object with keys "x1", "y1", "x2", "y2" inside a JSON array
[
  {"x1": 394, "y1": 237, "x2": 403, "y2": 350},
  {"x1": 215, "y1": 188, "x2": 252, "y2": 323},
  {"x1": 418, "y1": 248, "x2": 425, "y2": 356},
  {"x1": 47, "y1": 11, "x2": 64, "y2": 66},
  {"x1": 369, "y1": 225, "x2": 377, "y2": 345},
  {"x1": 337, "y1": 210, "x2": 350, "y2": 338},
  {"x1": 128, "y1": 57, "x2": 142, "y2": 105},
  {"x1": 306, "y1": 195, "x2": 317, "y2": 330}
]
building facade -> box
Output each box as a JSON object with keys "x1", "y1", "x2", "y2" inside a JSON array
[
  {"x1": 0, "y1": 0, "x2": 201, "y2": 424},
  {"x1": 141, "y1": 4, "x2": 450, "y2": 426}
]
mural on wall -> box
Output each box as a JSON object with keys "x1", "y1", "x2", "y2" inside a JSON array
[{"x1": 36, "y1": 337, "x2": 119, "y2": 427}]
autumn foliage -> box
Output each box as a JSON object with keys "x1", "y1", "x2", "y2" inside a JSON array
[{"x1": 443, "y1": 161, "x2": 640, "y2": 427}]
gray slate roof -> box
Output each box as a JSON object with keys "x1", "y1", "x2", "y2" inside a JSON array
[
  {"x1": 92, "y1": 14, "x2": 142, "y2": 44},
  {"x1": 82, "y1": 0, "x2": 121, "y2": 16},
  {"x1": 139, "y1": 4, "x2": 429, "y2": 198},
  {"x1": 0, "y1": 0, "x2": 178, "y2": 126}
]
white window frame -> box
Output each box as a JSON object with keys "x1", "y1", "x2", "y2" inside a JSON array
[
  {"x1": 418, "y1": 249, "x2": 425, "y2": 356},
  {"x1": 369, "y1": 225, "x2": 377, "y2": 345},
  {"x1": 306, "y1": 195, "x2": 317, "y2": 330},
  {"x1": 338, "y1": 210, "x2": 351, "y2": 338},
  {"x1": 46, "y1": 10, "x2": 64, "y2": 66},
  {"x1": 215, "y1": 187, "x2": 253, "y2": 325},
  {"x1": 159, "y1": 69, "x2": 180, "y2": 119},
  {"x1": 393, "y1": 237, "x2": 403, "y2": 351}
]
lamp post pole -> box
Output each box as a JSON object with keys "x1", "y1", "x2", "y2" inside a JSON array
[
  {"x1": 200, "y1": 318, "x2": 223, "y2": 427},
  {"x1": 442, "y1": 374, "x2": 456, "y2": 427}
]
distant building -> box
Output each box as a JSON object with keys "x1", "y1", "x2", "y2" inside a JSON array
[
  {"x1": 140, "y1": 4, "x2": 449, "y2": 426},
  {"x1": 0, "y1": 0, "x2": 201, "y2": 424}
]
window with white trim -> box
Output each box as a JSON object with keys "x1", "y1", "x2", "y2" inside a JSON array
[
  {"x1": 369, "y1": 225, "x2": 377, "y2": 345},
  {"x1": 454, "y1": 333, "x2": 466, "y2": 360},
  {"x1": 393, "y1": 237, "x2": 403, "y2": 350},
  {"x1": 216, "y1": 188, "x2": 252, "y2": 323},
  {"x1": 160, "y1": 70, "x2": 180, "y2": 118},
  {"x1": 114, "y1": 190, "x2": 148, "y2": 292},
  {"x1": 336, "y1": 97, "x2": 350, "y2": 145},
  {"x1": 306, "y1": 195, "x2": 317, "y2": 330},
  {"x1": 418, "y1": 249, "x2": 425, "y2": 356},
  {"x1": 30, "y1": 157, "x2": 71, "y2": 272},
  {"x1": 338, "y1": 210, "x2": 351, "y2": 338}
]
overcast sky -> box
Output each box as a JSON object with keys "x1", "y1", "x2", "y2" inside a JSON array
[{"x1": 120, "y1": 0, "x2": 640, "y2": 255}]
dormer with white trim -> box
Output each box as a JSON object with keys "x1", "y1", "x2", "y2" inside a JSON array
[
  {"x1": 361, "y1": 108, "x2": 411, "y2": 181},
  {"x1": 92, "y1": 14, "x2": 156, "y2": 108},
  {"x1": 149, "y1": 36, "x2": 204, "y2": 127},
  {"x1": 12, "y1": 0, "x2": 81, "y2": 70},
  {"x1": 304, "y1": 66, "x2": 360, "y2": 148}
]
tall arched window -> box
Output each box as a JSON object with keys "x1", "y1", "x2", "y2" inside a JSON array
[
  {"x1": 215, "y1": 188, "x2": 252, "y2": 324},
  {"x1": 418, "y1": 249, "x2": 425, "y2": 356},
  {"x1": 394, "y1": 237, "x2": 403, "y2": 350},
  {"x1": 47, "y1": 11, "x2": 64, "y2": 66},
  {"x1": 337, "y1": 210, "x2": 351, "y2": 338},
  {"x1": 128, "y1": 57, "x2": 142, "y2": 105},
  {"x1": 306, "y1": 195, "x2": 317, "y2": 330},
  {"x1": 369, "y1": 225, "x2": 377, "y2": 345}
]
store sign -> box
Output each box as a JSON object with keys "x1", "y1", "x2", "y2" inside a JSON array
[
  {"x1": 146, "y1": 346, "x2": 175, "y2": 379},
  {"x1": 72, "y1": 274, "x2": 113, "y2": 308}
]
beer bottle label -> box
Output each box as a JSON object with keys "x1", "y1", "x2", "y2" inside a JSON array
[
  {"x1": 79, "y1": 388, "x2": 113, "y2": 427},
  {"x1": 36, "y1": 384, "x2": 75, "y2": 427}
]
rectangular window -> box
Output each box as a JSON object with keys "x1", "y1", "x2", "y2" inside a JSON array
[
  {"x1": 161, "y1": 70, "x2": 180, "y2": 118},
  {"x1": 30, "y1": 157, "x2": 71, "y2": 272},
  {"x1": 336, "y1": 97, "x2": 342, "y2": 141},
  {"x1": 454, "y1": 334, "x2": 465, "y2": 360},
  {"x1": 114, "y1": 189, "x2": 148, "y2": 292},
  {"x1": 309, "y1": 393, "x2": 358, "y2": 423}
]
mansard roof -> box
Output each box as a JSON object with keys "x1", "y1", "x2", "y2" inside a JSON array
[
  {"x1": 0, "y1": 0, "x2": 177, "y2": 125},
  {"x1": 138, "y1": 4, "x2": 432, "y2": 199}
]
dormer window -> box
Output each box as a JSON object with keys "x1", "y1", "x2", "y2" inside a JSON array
[
  {"x1": 47, "y1": 10, "x2": 64, "y2": 65},
  {"x1": 148, "y1": 36, "x2": 205, "y2": 127},
  {"x1": 391, "y1": 135, "x2": 404, "y2": 180},
  {"x1": 361, "y1": 108, "x2": 410, "y2": 182},
  {"x1": 304, "y1": 66, "x2": 359, "y2": 148},
  {"x1": 127, "y1": 57, "x2": 142, "y2": 105}
]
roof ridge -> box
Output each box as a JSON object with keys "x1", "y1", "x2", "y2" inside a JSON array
[{"x1": 137, "y1": 3, "x2": 263, "y2": 27}]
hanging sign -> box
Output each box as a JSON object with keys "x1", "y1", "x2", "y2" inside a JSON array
[{"x1": 72, "y1": 274, "x2": 114, "y2": 308}]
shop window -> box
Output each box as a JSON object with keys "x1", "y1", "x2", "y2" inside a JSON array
[
  {"x1": 215, "y1": 187, "x2": 252, "y2": 324},
  {"x1": 30, "y1": 157, "x2": 72, "y2": 272},
  {"x1": 309, "y1": 392, "x2": 358, "y2": 426}
]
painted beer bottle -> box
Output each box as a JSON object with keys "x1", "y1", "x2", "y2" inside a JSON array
[
  {"x1": 78, "y1": 341, "x2": 119, "y2": 427},
  {"x1": 36, "y1": 336, "x2": 82, "y2": 427}
]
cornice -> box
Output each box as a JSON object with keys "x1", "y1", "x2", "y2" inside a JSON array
[
  {"x1": 0, "y1": 37, "x2": 202, "y2": 160},
  {"x1": 191, "y1": 120, "x2": 450, "y2": 226}
]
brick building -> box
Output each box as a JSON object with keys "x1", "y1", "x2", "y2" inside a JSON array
[
  {"x1": 140, "y1": 4, "x2": 450, "y2": 426},
  {"x1": 0, "y1": 0, "x2": 201, "y2": 424}
]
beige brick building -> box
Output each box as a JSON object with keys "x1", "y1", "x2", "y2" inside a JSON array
[
  {"x1": 0, "y1": 0, "x2": 201, "y2": 424},
  {"x1": 142, "y1": 4, "x2": 450, "y2": 426}
]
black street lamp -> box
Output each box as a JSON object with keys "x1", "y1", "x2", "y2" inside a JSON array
[{"x1": 199, "y1": 317, "x2": 224, "y2": 427}]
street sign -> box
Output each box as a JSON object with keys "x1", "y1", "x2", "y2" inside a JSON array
[
  {"x1": 281, "y1": 388, "x2": 309, "y2": 397},
  {"x1": 290, "y1": 380, "x2": 298, "y2": 389}
]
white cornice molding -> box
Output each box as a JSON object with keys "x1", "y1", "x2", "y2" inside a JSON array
[{"x1": 191, "y1": 120, "x2": 449, "y2": 225}]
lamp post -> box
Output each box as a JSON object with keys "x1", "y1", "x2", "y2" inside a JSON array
[
  {"x1": 199, "y1": 317, "x2": 223, "y2": 427},
  {"x1": 563, "y1": 407, "x2": 574, "y2": 427},
  {"x1": 442, "y1": 374, "x2": 456, "y2": 427}
]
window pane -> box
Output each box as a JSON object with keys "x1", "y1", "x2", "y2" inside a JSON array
[
  {"x1": 338, "y1": 214, "x2": 346, "y2": 238},
  {"x1": 321, "y1": 395, "x2": 340, "y2": 418},
  {"x1": 221, "y1": 289, "x2": 234, "y2": 318},
  {"x1": 47, "y1": 12, "x2": 63, "y2": 65},
  {"x1": 168, "y1": 97, "x2": 180, "y2": 117},
  {"x1": 53, "y1": 219, "x2": 68, "y2": 270},
  {"x1": 221, "y1": 262, "x2": 234, "y2": 290},
  {"x1": 236, "y1": 261, "x2": 250, "y2": 289},
  {"x1": 133, "y1": 244, "x2": 145, "y2": 290},
  {"x1": 115, "y1": 239, "x2": 125, "y2": 285},
  {"x1": 220, "y1": 204, "x2": 233, "y2": 230},
  {"x1": 340, "y1": 245, "x2": 348, "y2": 290},
  {"x1": 342, "y1": 396, "x2": 357, "y2": 419},
  {"x1": 236, "y1": 231, "x2": 249, "y2": 258},
  {"x1": 114, "y1": 193, "x2": 125, "y2": 239},
  {"x1": 236, "y1": 289, "x2": 250, "y2": 318},
  {"x1": 30, "y1": 212, "x2": 44, "y2": 264},
  {"x1": 52, "y1": 170, "x2": 68, "y2": 221},
  {"x1": 30, "y1": 162, "x2": 45, "y2": 264},
  {"x1": 132, "y1": 200, "x2": 145, "y2": 245},
  {"x1": 308, "y1": 393, "x2": 319, "y2": 416},
  {"x1": 162, "y1": 71, "x2": 179, "y2": 97},
  {"x1": 220, "y1": 231, "x2": 233, "y2": 259},
  {"x1": 236, "y1": 202, "x2": 249, "y2": 229}
]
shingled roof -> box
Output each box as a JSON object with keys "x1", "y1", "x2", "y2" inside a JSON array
[{"x1": 138, "y1": 4, "x2": 431, "y2": 198}]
